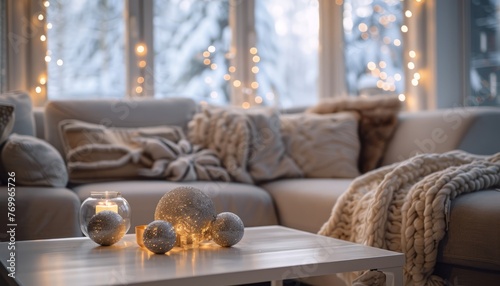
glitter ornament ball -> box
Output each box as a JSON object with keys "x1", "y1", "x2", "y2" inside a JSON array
[
  {"x1": 143, "y1": 220, "x2": 177, "y2": 254},
  {"x1": 211, "y1": 212, "x2": 244, "y2": 247},
  {"x1": 154, "y1": 186, "x2": 217, "y2": 247},
  {"x1": 87, "y1": 210, "x2": 126, "y2": 246}
]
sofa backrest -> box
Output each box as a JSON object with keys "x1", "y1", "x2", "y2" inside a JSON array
[
  {"x1": 44, "y1": 98, "x2": 197, "y2": 157},
  {"x1": 382, "y1": 106, "x2": 500, "y2": 165}
]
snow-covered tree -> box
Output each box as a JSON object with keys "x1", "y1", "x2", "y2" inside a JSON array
[
  {"x1": 47, "y1": 0, "x2": 125, "y2": 99},
  {"x1": 153, "y1": 0, "x2": 231, "y2": 104},
  {"x1": 344, "y1": 0, "x2": 404, "y2": 96}
]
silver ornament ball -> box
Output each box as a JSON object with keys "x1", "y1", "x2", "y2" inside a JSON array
[
  {"x1": 87, "y1": 210, "x2": 126, "y2": 246},
  {"x1": 211, "y1": 212, "x2": 244, "y2": 247},
  {"x1": 154, "y1": 186, "x2": 216, "y2": 244},
  {"x1": 143, "y1": 220, "x2": 177, "y2": 254}
]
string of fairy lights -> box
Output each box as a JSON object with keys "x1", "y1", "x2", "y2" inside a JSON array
[
  {"x1": 135, "y1": 43, "x2": 147, "y2": 95},
  {"x1": 34, "y1": 0, "x2": 53, "y2": 97},
  {"x1": 350, "y1": 0, "x2": 422, "y2": 103},
  {"x1": 201, "y1": 45, "x2": 264, "y2": 108},
  {"x1": 35, "y1": 0, "x2": 422, "y2": 106},
  {"x1": 404, "y1": 0, "x2": 422, "y2": 104}
]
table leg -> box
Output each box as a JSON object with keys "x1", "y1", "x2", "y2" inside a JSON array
[
  {"x1": 270, "y1": 280, "x2": 283, "y2": 286},
  {"x1": 380, "y1": 267, "x2": 403, "y2": 286}
]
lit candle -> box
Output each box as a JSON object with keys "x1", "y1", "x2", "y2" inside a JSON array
[{"x1": 96, "y1": 201, "x2": 118, "y2": 214}]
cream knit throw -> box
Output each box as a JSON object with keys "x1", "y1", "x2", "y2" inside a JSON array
[{"x1": 319, "y1": 150, "x2": 500, "y2": 286}]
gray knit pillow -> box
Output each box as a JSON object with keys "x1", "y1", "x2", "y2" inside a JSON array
[{"x1": 1, "y1": 134, "x2": 68, "y2": 187}]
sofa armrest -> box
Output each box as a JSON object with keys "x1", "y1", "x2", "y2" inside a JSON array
[
  {"x1": 0, "y1": 186, "x2": 82, "y2": 241},
  {"x1": 382, "y1": 107, "x2": 500, "y2": 166}
]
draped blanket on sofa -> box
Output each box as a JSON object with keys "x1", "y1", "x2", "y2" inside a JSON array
[{"x1": 319, "y1": 151, "x2": 500, "y2": 286}]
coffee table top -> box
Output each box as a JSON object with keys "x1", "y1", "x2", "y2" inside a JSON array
[{"x1": 1, "y1": 226, "x2": 403, "y2": 286}]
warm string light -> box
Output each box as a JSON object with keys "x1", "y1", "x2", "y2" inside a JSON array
[
  {"x1": 359, "y1": 2, "x2": 402, "y2": 96},
  {"x1": 364, "y1": 2, "x2": 421, "y2": 102},
  {"x1": 404, "y1": 0, "x2": 422, "y2": 92},
  {"x1": 202, "y1": 46, "x2": 218, "y2": 100},
  {"x1": 135, "y1": 43, "x2": 147, "y2": 96},
  {"x1": 39, "y1": 0, "x2": 65, "y2": 98},
  {"x1": 35, "y1": 1, "x2": 51, "y2": 99},
  {"x1": 212, "y1": 46, "x2": 262, "y2": 107}
]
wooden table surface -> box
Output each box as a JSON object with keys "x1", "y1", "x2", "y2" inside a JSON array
[{"x1": 0, "y1": 226, "x2": 404, "y2": 286}]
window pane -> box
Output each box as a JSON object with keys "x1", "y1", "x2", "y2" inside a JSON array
[
  {"x1": 469, "y1": 0, "x2": 500, "y2": 106},
  {"x1": 153, "y1": 0, "x2": 230, "y2": 104},
  {"x1": 343, "y1": 0, "x2": 404, "y2": 96},
  {"x1": 47, "y1": 0, "x2": 125, "y2": 99},
  {"x1": 255, "y1": 0, "x2": 319, "y2": 108}
]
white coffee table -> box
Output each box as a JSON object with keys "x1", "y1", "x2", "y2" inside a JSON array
[{"x1": 1, "y1": 226, "x2": 404, "y2": 286}]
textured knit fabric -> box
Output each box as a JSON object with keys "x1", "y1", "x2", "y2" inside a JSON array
[
  {"x1": 188, "y1": 105, "x2": 302, "y2": 184},
  {"x1": 319, "y1": 150, "x2": 500, "y2": 286}
]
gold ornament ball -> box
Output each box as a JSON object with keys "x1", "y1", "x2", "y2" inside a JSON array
[
  {"x1": 87, "y1": 211, "x2": 126, "y2": 246},
  {"x1": 211, "y1": 212, "x2": 244, "y2": 247},
  {"x1": 154, "y1": 186, "x2": 217, "y2": 244},
  {"x1": 143, "y1": 220, "x2": 177, "y2": 254}
]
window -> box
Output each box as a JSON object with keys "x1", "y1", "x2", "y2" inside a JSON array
[
  {"x1": 153, "y1": 0, "x2": 231, "y2": 104},
  {"x1": 19, "y1": 0, "x2": 403, "y2": 107},
  {"x1": 44, "y1": 0, "x2": 320, "y2": 106},
  {"x1": 255, "y1": 0, "x2": 319, "y2": 108},
  {"x1": 343, "y1": 0, "x2": 404, "y2": 96},
  {"x1": 468, "y1": 0, "x2": 500, "y2": 106},
  {"x1": 47, "y1": 0, "x2": 125, "y2": 99}
]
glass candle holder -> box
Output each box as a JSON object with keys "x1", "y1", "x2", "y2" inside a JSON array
[{"x1": 80, "y1": 191, "x2": 131, "y2": 237}]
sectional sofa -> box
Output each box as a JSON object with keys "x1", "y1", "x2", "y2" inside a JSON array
[{"x1": 1, "y1": 97, "x2": 500, "y2": 285}]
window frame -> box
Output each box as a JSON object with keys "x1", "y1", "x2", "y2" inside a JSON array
[
  {"x1": 7, "y1": 0, "x2": 338, "y2": 107},
  {"x1": 8, "y1": 0, "x2": 472, "y2": 110}
]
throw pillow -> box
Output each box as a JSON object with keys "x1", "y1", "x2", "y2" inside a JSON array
[
  {"x1": 0, "y1": 91, "x2": 36, "y2": 136},
  {"x1": 0, "y1": 104, "x2": 14, "y2": 145},
  {"x1": 307, "y1": 95, "x2": 401, "y2": 173},
  {"x1": 1, "y1": 134, "x2": 68, "y2": 187},
  {"x1": 137, "y1": 138, "x2": 231, "y2": 182},
  {"x1": 188, "y1": 105, "x2": 303, "y2": 184},
  {"x1": 280, "y1": 112, "x2": 361, "y2": 178},
  {"x1": 59, "y1": 119, "x2": 186, "y2": 183}
]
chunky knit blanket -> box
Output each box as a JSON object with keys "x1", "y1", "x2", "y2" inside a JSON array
[{"x1": 319, "y1": 151, "x2": 500, "y2": 286}]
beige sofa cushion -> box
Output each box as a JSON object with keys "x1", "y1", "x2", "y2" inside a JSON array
[
  {"x1": 280, "y1": 112, "x2": 360, "y2": 178},
  {"x1": 72, "y1": 181, "x2": 279, "y2": 231},
  {"x1": 382, "y1": 107, "x2": 500, "y2": 166},
  {"x1": 45, "y1": 98, "x2": 197, "y2": 157},
  {"x1": 0, "y1": 186, "x2": 81, "y2": 241},
  {"x1": 261, "y1": 178, "x2": 353, "y2": 233},
  {"x1": 438, "y1": 189, "x2": 500, "y2": 271}
]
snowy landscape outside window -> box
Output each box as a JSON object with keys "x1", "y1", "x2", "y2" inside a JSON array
[
  {"x1": 343, "y1": 0, "x2": 404, "y2": 96},
  {"x1": 47, "y1": 0, "x2": 125, "y2": 99},
  {"x1": 153, "y1": 0, "x2": 231, "y2": 105},
  {"x1": 255, "y1": 0, "x2": 319, "y2": 108}
]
